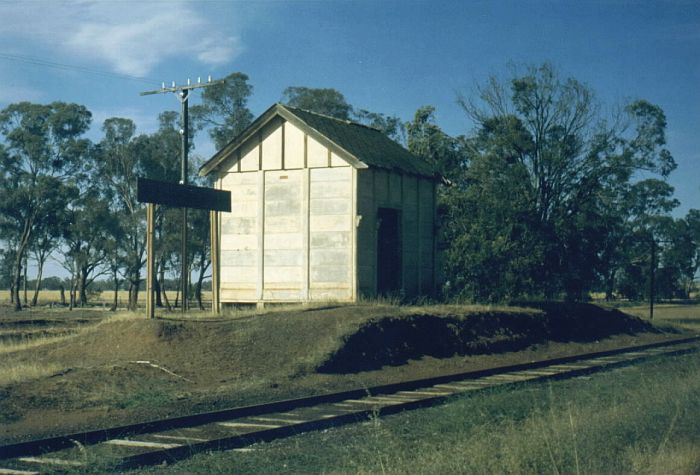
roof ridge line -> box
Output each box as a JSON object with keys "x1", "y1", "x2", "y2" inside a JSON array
[{"x1": 280, "y1": 103, "x2": 384, "y2": 133}]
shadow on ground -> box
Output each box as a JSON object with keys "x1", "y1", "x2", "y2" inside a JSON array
[{"x1": 318, "y1": 303, "x2": 662, "y2": 374}]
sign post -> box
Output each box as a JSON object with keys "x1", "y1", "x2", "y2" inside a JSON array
[
  {"x1": 137, "y1": 178, "x2": 231, "y2": 317},
  {"x1": 141, "y1": 77, "x2": 225, "y2": 312},
  {"x1": 146, "y1": 203, "x2": 155, "y2": 319}
]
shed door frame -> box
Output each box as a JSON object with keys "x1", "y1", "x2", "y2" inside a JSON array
[{"x1": 376, "y1": 207, "x2": 402, "y2": 295}]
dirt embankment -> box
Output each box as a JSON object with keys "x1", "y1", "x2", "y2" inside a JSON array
[
  {"x1": 0, "y1": 303, "x2": 680, "y2": 443},
  {"x1": 318, "y1": 303, "x2": 662, "y2": 373}
]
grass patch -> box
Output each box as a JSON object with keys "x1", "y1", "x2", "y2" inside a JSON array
[
  {"x1": 0, "y1": 361, "x2": 64, "y2": 386},
  {"x1": 0, "y1": 333, "x2": 80, "y2": 355},
  {"x1": 134, "y1": 351, "x2": 700, "y2": 475},
  {"x1": 110, "y1": 386, "x2": 179, "y2": 410},
  {"x1": 0, "y1": 308, "x2": 130, "y2": 355},
  {"x1": 620, "y1": 303, "x2": 700, "y2": 333}
]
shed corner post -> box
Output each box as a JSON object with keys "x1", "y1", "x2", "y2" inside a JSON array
[{"x1": 210, "y1": 209, "x2": 221, "y2": 314}]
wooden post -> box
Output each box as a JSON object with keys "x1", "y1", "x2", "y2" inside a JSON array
[
  {"x1": 649, "y1": 237, "x2": 656, "y2": 320},
  {"x1": 146, "y1": 203, "x2": 155, "y2": 319},
  {"x1": 210, "y1": 210, "x2": 220, "y2": 314}
]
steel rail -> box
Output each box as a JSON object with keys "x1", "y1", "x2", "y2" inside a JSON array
[{"x1": 0, "y1": 335, "x2": 698, "y2": 473}]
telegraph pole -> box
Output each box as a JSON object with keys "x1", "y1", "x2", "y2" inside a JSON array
[
  {"x1": 649, "y1": 237, "x2": 656, "y2": 321},
  {"x1": 141, "y1": 76, "x2": 224, "y2": 313},
  {"x1": 648, "y1": 237, "x2": 673, "y2": 321}
]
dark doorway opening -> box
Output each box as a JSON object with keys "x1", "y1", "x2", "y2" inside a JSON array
[{"x1": 377, "y1": 208, "x2": 402, "y2": 295}]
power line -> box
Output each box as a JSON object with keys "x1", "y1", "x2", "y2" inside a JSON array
[{"x1": 0, "y1": 53, "x2": 161, "y2": 87}]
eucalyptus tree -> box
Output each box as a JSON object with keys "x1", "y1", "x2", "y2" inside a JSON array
[
  {"x1": 97, "y1": 117, "x2": 145, "y2": 310},
  {"x1": 282, "y1": 86, "x2": 405, "y2": 142},
  {"x1": 450, "y1": 63, "x2": 677, "y2": 301},
  {"x1": 407, "y1": 105, "x2": 468, "y2": 180},
  {"x1": 139, "y1": 111, "x2": 183, "y2": 308},
  {"x1": 61, "y1": 187, "x2": 115, "y2": 307},
  {"x1": 30, "y1": 185, "x2": 72, "y2": 305},
  {"x1": 0, "y1": 102, "x2": 92, "y2": 310},
  {"x1": 282, "y1": 86, "x2": 353, "y2": 120},
  {"x1": 354, "y1": 109, "x2": 407, "y2": 144},
  {"x1": 190, "y1": 72, "x2": 254, "y2": 150}
]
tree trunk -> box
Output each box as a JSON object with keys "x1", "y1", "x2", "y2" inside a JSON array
[
  {"x1": 60, "y1": 285, "x2": 66, "y2": 306},
  {"x1": 12, "y1": 254, "x2": 23, "y2": 311},
  {"x1": 79, "y1": 268, "x2": 89, "y2": 307},
  {"x1": 604, "y1": 269, "x2": 615, "y2": 301},
  {"x1": 68, "y1": 272, "x2": 78, "y2": 311},
  {"x1": 31, "y1": 256, "x2": 45, "y2": 306},
  {"x1": 110, "y1": 268, "x2": 119, "y2": 311},
  {"x1": 154, "y1": 268, "x2": 163, "y2": 308},
  {"x1": 159, "y1": 266, "x2": 172, "y2": 311},
  {"x1": 22, "y1": 256, "x2": 28, "y2": 306},
  {"x1": 195, "y1": 254, "x2": 209, "y2": 311},
  {"x1": 195, "y1": 279, "x2": 204, "y2": 310},
  {"x1": 128, "y1": 278, "x2": 140, "y2": 311}
]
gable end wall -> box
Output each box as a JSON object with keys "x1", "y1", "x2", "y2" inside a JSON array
[{"x1": 216, "y1": 119, "x2": 355, "y2": 304}]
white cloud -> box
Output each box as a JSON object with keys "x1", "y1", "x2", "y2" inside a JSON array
[{"x1": 0, "y1": 1, "x2": 242, "y2": 77}]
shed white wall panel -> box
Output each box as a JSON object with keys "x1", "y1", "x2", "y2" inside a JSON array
[
  {"x1": 263, "y1": 169, "x2": 304, "y2": 300},
  {"x1": 261, "y1": 120, "x2": 283, "y2": 170},
  {"x1": 239, "y1": 140, "x2": 259, "y2": 172},
  {"x1": 330, "y1": 151, "x2": 348, "y2": 168},
  {"x1": 307, "y1": 136, "x2": 328, "y2": 168},
  {"x1": 220, "y1": 172, "x2": 258, "y2": 301},
  {"x1": 284, "y1": 122, "x2": 305, "y2": 169},
  {"x1": 309, "y1": 167, "x2": 353, "y2": 300},
  {"x1": 217, "y1": 119, "x2": 356, "y2": 303}
]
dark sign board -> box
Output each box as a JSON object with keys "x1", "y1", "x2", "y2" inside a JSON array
[{"x1": 137, "y1": 177, "x2": 231, "y2": 212}]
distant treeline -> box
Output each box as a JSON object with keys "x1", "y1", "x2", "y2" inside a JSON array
[
  {"x1": 1, "y1": 63, "x2": 699, "y2": 311},
  {"x1": 16, "y1": 277, "x2": 212, "y2": 293}
]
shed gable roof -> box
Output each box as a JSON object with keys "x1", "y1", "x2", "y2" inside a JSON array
[{"x1": 199, "y1": 103, "x2": 437, "y2": 178}]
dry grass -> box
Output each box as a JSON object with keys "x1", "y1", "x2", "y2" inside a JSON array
[
  {"x1": 0, "y1": 290, "x2": 212, "y2": 306},
  {"x1": 620, "y1": 303, "x2": 700, "y2": 333},
  {"x1": 0, "y1": 333, "x2": 80, "y2": 355},
  {"x1": 135, "y1": 351, "x2": 700, "y2": 475},
  {"x1": 0, "y1": 361, "x2": 64, "y2": 386},
  {"x1": 0, "y1": 308, "x2": 128, "y2": 355}
]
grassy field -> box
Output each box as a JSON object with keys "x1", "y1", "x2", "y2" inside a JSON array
[
  {"x1": 135, "y1": 350, "x2": 700, "y2": 475},
  {"x1": 619, "y1": 303, "x2": 700, "y2": 333},
  {"x1": 0, "y1": 290, "x2": 212, "y2": 307}
]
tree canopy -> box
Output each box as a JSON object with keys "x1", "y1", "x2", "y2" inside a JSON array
[
  {"x1": 434, "y1": 63, "x2": 684, "y2": 301},
  {"x1": 0, "y1": 65, "x2": 697, "y2": 310}
]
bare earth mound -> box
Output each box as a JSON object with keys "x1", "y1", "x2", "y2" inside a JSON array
[
  {"x1": 318, "y1": 303, "x2": 660, "y2": 373},
  {"x1": 0, "y1": 303, "x2": 682, "y2": 443}
]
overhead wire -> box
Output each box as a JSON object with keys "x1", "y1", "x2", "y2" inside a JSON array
[{"x1": 0, "y1": 52, "x2": 162, "y2": 87}]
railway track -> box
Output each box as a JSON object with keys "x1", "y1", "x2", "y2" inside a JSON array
[{"x1": 1, "y1": 335, "x2": 698, "y2": 474}]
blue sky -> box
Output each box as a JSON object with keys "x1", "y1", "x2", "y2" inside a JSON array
[{"x1": 1, "y1": 0, "x2": 698, "y2": 218}]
